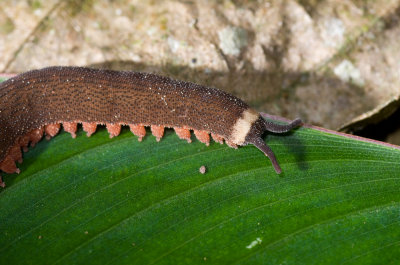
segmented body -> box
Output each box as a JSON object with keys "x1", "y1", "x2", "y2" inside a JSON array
[{"x1": 0, "y1": 66, "x2": 301, "y2": 187}]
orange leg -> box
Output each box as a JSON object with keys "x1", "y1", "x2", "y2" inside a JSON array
[
  {"x1": 0, "y1": 155, "x2": 20, "y2": 174},
  {"x1": 28, "y1": 127, "x2": 44, "y2": 147},
  {"x1": 9, "y1": 145, "x2": 23, "y2": 163},
  {"x1": 194, "y1": 130, "x2": 210, "y2": 146},
  {"x1": 82, "y1": 122, "x2": 97, "y2": 137},
  {"x1": 45, "y1": 123, "x2": 60, "y2": 140},
  {"x1": 106, "y1": 123, "x2": 121, "y2": 138},
  {"x1": 211, "y1": 133, "x2": 224, "y2": 144},
  {"x1": 130, "y1": 124, "x2": 146, "y2": 141},
  {"x1": 151, "y1": 125, "x2": 164, "y2": 142},
  {"x1": 63, "y1": 122, "x2": 78, "y2": 138},
  {"x1": 174, "y1": 127, "x2": 192, "y2": 143}
]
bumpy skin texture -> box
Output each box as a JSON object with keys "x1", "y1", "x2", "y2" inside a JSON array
[{"x1": 0, "y1": 66, "x2": 301, "y2": 185}]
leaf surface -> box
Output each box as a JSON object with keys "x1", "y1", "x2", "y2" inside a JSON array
[{"x1": 0, "y1": 115, "x2": 399, "y2": 264}]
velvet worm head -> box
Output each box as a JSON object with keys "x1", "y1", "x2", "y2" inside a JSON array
[{"x1": 0, "y1": 66, "x2": 301, "y2": 187}]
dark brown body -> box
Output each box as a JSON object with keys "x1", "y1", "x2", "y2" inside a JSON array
[
  {"x1": 0, "y1": 66, "x2": 301, "y2": 185},
  {"x1": 0, "y1": 67, "x2": 247, "y2": 161}
]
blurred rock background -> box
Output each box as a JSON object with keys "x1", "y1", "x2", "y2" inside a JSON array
[{"x1": 1, "y1": 0, "x2": 400, "y2": 143}]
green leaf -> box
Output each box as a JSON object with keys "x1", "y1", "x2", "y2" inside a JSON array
[{"x1": 0, "y1": 118, "x2": 399, "y2": 264}]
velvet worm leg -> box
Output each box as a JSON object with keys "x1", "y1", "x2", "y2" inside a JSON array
[
  {"x1": 263, "y1": 118, "x2": 302, "y2": 133},
  {"x1": 251, "y1": 137, "x2": 282, "y2": 174}
]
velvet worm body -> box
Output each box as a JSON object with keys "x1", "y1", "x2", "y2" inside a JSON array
[{"x1": 0, "y1": 66, "x2": 301, "y2": 187}]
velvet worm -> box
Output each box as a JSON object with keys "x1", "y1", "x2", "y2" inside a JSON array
[{"x1": 0, "y1": 66, "x2": 301, "y2": 187}]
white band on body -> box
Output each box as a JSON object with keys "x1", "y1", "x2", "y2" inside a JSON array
[{"x1": 230, "y1": 108, "x2": 259, "y2": 145}]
